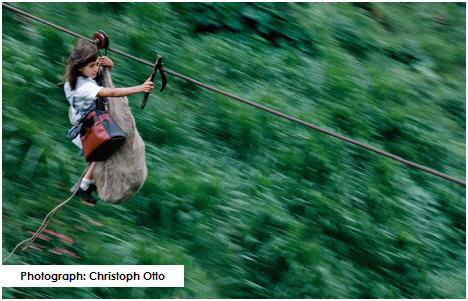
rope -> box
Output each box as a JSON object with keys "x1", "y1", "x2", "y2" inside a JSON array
[
  {"x1": 3, "y1": 3, "x2": 465, "y2": 187},
  {"x1": 2, "y1": 164, "x2": 90, "y2": 264}
]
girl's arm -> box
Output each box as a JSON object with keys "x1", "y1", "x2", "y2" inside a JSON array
[{"x1": 97, "y1": 79, "x2": 154, "y2": 97}]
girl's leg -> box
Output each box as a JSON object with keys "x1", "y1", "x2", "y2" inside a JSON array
[
  {"x1": 79, "y1": 161, "x2": 98, "y2": 204},
  {"x1": 79, "y1": 162, "x2": 97, "y2": 204},
  {"x1": 81, "y1": 161, "x2": 97, "y2": 190},
  {"x1": 85, "y1": 161, "x2": 97, "y2": 180}
]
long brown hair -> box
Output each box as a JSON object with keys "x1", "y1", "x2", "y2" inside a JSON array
[{"x1": 65, "y1": 42, "x2": 99, "y2": 90}]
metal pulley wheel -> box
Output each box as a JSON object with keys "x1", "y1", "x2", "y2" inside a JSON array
[{"x1": 93, "y1": 30, "x2": 109, "y2": 49}]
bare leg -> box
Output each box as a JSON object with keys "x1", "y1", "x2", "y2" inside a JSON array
[
  {"x1": 78, "y1": 161, "x2": 98, "y2": 205},
  {"x1": 85, "y1": 161, "x2": 97, "y2": 180}
]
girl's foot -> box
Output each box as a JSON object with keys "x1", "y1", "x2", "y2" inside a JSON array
[
  {"x1": 77, "y1": 187, "x2": 96, "y2": 204},
  {"x1": 89, "y1": 183, "x2": 97, "y2": 193}
]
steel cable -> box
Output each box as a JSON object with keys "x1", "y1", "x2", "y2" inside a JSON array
[{"x1": 3, "y1": 3, "x2": 465, "y2": 186}]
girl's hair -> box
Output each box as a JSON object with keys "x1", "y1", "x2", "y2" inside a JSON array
[{"x1": 65, "y1": 42, "x2": 99, "y2": 90}]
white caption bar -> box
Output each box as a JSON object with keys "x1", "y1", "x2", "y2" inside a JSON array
[{"x1": 1, "y1": 265, "x2": 184, "y2": 287}]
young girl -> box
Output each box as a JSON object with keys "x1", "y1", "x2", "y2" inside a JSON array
[{"x1": 64, "y1": 42, "x2": 154, "y2": 204}]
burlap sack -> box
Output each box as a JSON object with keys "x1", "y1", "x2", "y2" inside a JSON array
[{"x1": 93, "y1": 68, "x2": 147, "y2": 203}]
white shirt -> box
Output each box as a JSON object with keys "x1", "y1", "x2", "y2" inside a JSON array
[{"x1": 64, "y1": 76, "x2": 103, "y2": 124}]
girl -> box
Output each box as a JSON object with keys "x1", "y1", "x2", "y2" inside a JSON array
[{"x1": 64, "y1": 42, "x2": 154, "y2": 204}]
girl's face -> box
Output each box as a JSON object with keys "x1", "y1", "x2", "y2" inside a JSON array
[{"x1": 79, "y1": 58, "x2": 100, "y2": 78}]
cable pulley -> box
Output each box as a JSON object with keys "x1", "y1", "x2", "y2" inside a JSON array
[
  {"x1": 93, "y1": 30, "x2": 109, "y2": 49},
  {"x1": 93, "y1": 30, "x2": 109, "y2": 56}
]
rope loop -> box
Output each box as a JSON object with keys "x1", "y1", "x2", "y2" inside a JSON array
[{"x1": 3, "y1": 164, "x2": 91, "y2": 264}]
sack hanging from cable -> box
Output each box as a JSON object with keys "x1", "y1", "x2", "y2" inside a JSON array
[{"x1": 93, "y1": 67, "x2": 147, "y2": 203}]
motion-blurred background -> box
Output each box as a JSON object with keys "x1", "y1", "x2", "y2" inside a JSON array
[{"x1": 2, "y1": 2, "x2": 465, "y2": 298}]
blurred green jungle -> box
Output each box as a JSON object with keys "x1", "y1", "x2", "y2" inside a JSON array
[{"x1": 2, "y1": 2, "x2": 466, "y2": 299}]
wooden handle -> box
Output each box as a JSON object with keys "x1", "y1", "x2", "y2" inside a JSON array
[
  {"x1": 141, "y1": 92, "x2": 150, "y2": 107},
  {"x1": 141, "y1": 54, "x2": 162, "y2": 110}
]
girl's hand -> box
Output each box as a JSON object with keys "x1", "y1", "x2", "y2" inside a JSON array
[
  {"x1": 99, "y1": 56, "x2": 114, "y2": 70},
  {"x1": 140, "y1": 78, "x2": 154, "y2": 93}
]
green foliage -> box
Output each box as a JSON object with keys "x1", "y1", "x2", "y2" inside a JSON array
[
  {"x1": 172, "y1": 3, "x2": 320, "y2": 56},
  {"x1": 2, "y1": 2, "x2": 465, "y2": 299}
]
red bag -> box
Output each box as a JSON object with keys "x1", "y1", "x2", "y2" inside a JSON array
[{"x1": 80, "y1": 110, "x2": 126, "y2": 162}]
